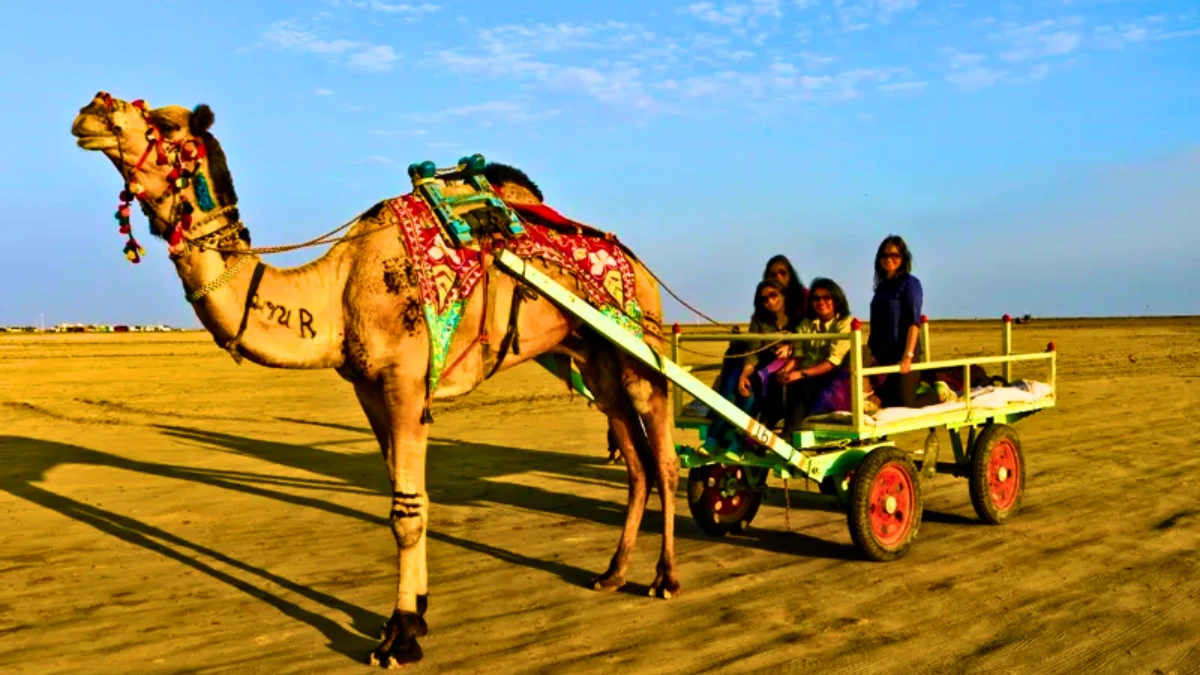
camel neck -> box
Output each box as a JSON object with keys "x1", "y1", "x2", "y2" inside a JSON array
[{"x1": 173, "y1": 228, "x2": 350, "y2": 369}]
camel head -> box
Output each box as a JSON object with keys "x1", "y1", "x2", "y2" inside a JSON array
[{"x1": 71, "y1": 91, "x2": 240, "y2": 261}]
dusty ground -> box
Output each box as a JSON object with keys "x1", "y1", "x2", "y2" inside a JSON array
[{"x1": 1, "y1": 318, "x2": 1198, "y2": 674}]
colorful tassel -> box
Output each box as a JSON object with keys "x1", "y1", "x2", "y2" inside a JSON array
[
  {"x1": 194, "y1": 171, "x2": 215, "y2": 211},
  {"x1": 123, "y1": 238, "x2": 146, "y2": 264}
]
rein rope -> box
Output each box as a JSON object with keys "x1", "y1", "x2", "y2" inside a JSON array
[{"x1": 96, "y1": 93, "x2": 741, "y2": 343}]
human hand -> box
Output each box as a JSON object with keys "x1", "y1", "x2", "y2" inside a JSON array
[
  {"x1": 775, "y1": 344, "x2": 792, "y2": 359},
  {"x1": 900, "y1": 356, "x2": 912, "y2": 374}
]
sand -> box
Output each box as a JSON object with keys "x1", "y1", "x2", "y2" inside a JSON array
[{"x1": 1, "y1": 318, "x2": 1198, "y2": 674}]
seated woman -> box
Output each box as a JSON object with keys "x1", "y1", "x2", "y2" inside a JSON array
[
  {"x1": 772, "y1": 278, "x2": 858, "y2": 435},
  {"x1": 762, "y1": 254, "x2": 809, "y2": 323},
  {"x1": 702, "y1": 278, "x2": 798, "y2": 452},
  {"x1": 868, "y1": 235, "x2": 940, "y2": 409}
]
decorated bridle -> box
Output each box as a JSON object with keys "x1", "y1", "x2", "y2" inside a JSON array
[{"x1": 97, "y1": 91, "x2": 236, "y2": 264}]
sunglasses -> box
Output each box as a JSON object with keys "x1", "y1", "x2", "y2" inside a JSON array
[
  {"x1": 880, "y1": 252, "x2": 902, "y2": 260},
  {"x1": 812, "y1": 294, "x2": 834, "y2": 303},
  {"x1": 760, "y1": 292, "x2": 782, "y2": 301}
]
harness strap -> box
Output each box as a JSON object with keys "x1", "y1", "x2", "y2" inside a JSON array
[
  {"x1": 222, "y1": 261, "x2": 267, "y2": 364},
  {"x1": 487, "y1": 282, "x2": 537, "y2": 379}
]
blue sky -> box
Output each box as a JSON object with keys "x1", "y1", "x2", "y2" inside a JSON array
[{"x1": 2, "y1": 0, "x2": 1198, "y2": 327}]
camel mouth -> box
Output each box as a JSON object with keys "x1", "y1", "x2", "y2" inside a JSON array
[
  {"x1": 71, "y1": 113, "x2": 116, "y2": 150},
  {"x1": 75, "y1": 135, "x2": 118, "y2": 151}
]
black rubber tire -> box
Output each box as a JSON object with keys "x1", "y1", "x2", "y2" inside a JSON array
[
  {"x1": 969, "y1": 424, "x2": 1026, "y2": 524},
  {"x1": 847, "y1": 446, "x2": 923, "y2": 562},
  {"x1": 686, "y1": 465, "x2": 764, "y2": 537}
]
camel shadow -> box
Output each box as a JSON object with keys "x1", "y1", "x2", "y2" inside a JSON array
[
  {"x1": 163, "y1": 421, "x2": 859, "y2": 563},
  {"x1": 0, "y1": 435, "x2": 380, "y2": 660}
]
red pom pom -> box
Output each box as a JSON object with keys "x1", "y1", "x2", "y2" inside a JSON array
[
  {"x1": 119, "y1": 205, "x2": 131, "y2": 218},
  {"x1": 132, "y1": 99, "x2": 146, "y2": 109},
  {"x1": 1002, "y1": 313, "x2": 1012, "y2": 323},
  {"x1": 672, "y1": 323, "x2": 681, "y2": 335},
  {"x1": 850, "y1": 318, "x2": 862, "y2": 331},
  {"x1": 919, "y1": 314, "x2": 928, "y2": 325},
  {"x1": 119, "y1": 224, "x2": 131, "y2": 235},
  {"x1": 167, "y1": 167, "x2": 181, "y2": 181},
  {"x1": 180, "y1": 214, "x2": 192, "y2": 229},
  {"x1": 195, "y1": 143, "x2": 207, "y2": 159},
  {"x1": 1046, "y1": 342, "x2": 1056, "y2": 352},
  {"x1": 168, "y1": 227, "x2": 183, "y2": 247}
]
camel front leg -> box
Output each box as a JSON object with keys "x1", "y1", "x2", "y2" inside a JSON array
[{"x1": 369, "y1": 369, "x2": 431, "y2": 668}]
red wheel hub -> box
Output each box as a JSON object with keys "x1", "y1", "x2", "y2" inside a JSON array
[
  {"x1": 987, "y1": 440, "x2": 1020, "y2": 510},
  {"x1": 705, "y1": 465, "x2": 750, "y2": 516},
  {"x1": 867, "y1": 464, "x2": 915, "y2": 547}
]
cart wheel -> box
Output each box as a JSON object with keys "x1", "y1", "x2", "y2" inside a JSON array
[
  {"x1": 687, "y1": 464, "x2": 764, "y2": 537},
  {"x1": 847, "y1": 447, "x2": 923, "y2": 561},
  {"x1": 969, "y1": 424, "x2": 1025, "y2": 524}
]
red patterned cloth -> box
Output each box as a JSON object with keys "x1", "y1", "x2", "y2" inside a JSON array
[
  {"x1": 387, "y1": 194, "x2": 644, "y2": 394},
  {"x1": 388, "y1": 194, "x2": 639, "y2": 321}
]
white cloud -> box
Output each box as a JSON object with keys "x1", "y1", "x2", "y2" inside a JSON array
[
  {"x1": 430, "y1": 17, "x2": 923, "y2": 114},
  {"x1": 334, "y1": 0, "x2": 440, "y2": 12},
  {"x1": 261, "y1": 20, "x2": 401, "y2": 72},
  {"x1": 993, "y1": 19, "x2": 1082, "y2": 62},
  {"x1": 360, "y1": 155, "x2": 393, "y2": 165},
  {"x1": 878, "y1": 80, "x2": 927, "y2": 93},
  {"x1": 368, "y1": 1, "x2": 440, "y2": 13},
  {"x1": 435, "y1": 101, "x2": 562, "y2": 124},
  {"x1": 943, "y1": 48, "x2": 1005, "y2": 91},
  {"x1": 347, "y1": 45, "x2": 399, "y2": 71},
  {"x1": 314, "y1": 88, "x2": 334, "y2": 96},
  {"x1": 799, "y1": 51, "x2": 837, "y2": 69},
  {"x1": 831, "y1": 0, "x2": 920, "y2": 32}
]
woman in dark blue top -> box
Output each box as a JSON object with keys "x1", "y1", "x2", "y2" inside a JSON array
[{"x1": 868, "y1": 235, "x2": 939, "y2": 409}]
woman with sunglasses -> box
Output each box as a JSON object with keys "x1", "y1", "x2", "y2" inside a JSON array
[
  {"x1": 868, "y1": 235, "x2": 939, "y2": 409},
  {"x1": 773, "y1": 278, "x2": 857, "y2": 435}
]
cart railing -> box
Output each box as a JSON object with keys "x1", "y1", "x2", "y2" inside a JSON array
[{"x1": 670, "y1": 314, "x2": 1056, "y2": 437}]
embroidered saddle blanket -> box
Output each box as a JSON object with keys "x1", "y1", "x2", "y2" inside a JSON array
[{"x1": 386, "y1": 194, "x2": 645, "y2": 395}]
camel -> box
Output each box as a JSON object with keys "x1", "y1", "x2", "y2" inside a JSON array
[{"x1": 70, "y1": 92, "x2": 682, "y2": 667}]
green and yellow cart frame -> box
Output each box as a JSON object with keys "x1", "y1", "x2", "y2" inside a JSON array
[{"x1": 500, "y1": 250, "x2": 1056, "y2": 561}]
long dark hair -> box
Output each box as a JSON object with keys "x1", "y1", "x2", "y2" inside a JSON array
[
  {"x1": 873, "y1": 235, "x2": 913, "y2": 290},
  {"x1": 752, "y1": 279, "x2": 790, "y2": 326},
  {"x1": 806, "y1": 277, "x2": 851, "y2": 321},
  {"x1": 762, "y1": 254, "x2": 808, "y2": 317}
]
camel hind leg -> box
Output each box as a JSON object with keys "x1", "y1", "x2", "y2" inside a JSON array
[
  {"x1": 572, "y1": 344, "x2": 656, "y2": 592},
  {"x1": 617, "y1": 351, "x2": 682, "y2": 599}
]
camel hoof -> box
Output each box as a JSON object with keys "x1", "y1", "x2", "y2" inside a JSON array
[
  {"x1": 590, "y1": 572, "x2": 626, "y2": 592},
  {"x1": 649, "y1": 581, "x2": 682, "y2": 600},
  {"x1": 370, "y1": 611, "x2": 426, "y2": 668}
]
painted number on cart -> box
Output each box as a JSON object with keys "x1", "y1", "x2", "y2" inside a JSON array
[{"x1": 746, "y1": 420, "x2": 774, "y2": 447}]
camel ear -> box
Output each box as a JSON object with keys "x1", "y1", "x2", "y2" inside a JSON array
[{"x1": 189, "y1": 104, "x2": 215, "y2": 136}]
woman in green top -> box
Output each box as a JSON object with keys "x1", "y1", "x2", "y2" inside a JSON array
[{"x1": 774, "y1": 278, "x2": 857, "y2": 433}]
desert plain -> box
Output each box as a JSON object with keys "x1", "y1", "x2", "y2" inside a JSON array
[{"x1": 1, "y1": 317, "x2": 1198, "y2": 674}]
